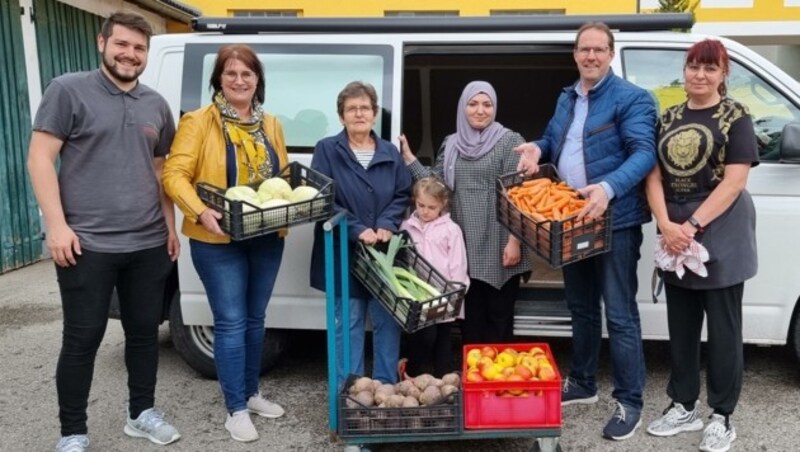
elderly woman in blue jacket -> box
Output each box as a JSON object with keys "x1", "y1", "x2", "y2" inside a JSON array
[{"x1": 309, "y1": 81, "x2": 412, "y2": 387}]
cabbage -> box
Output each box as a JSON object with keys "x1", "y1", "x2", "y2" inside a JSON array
[
  {"x1": 258, "y1": 177, "x2": 292, "y2": 200},
  {"x1": 224, "y1": 186, "x2": 260, "y2": 212},
  {"x1": 260, "y1": 198, "x2": 291, "y2": 226},
  {"x1": 288, "y1": 186, "x2": 319, "y2": 203}
]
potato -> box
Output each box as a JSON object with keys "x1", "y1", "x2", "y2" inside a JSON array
[
  {"x1": 395, "y1": 380, "x2": 416, "y2": 396},
  {"x1": 418, "y1": 385, "x2": 441, "y2": 406},
  {"x1": 440, "y1": 384, "x2": 458, "y2": 401},
  {"x1": 354, "y1": 390, "x2": 374, "y2": 407},
  {"x1": 441, "y1": 373, "x2": 461, "y2": 387},
  {"x1": 349, "y1": 376, "x2": 374, "y2": 394},
  {"x1": 413, "y1": 373, "x2": 435, "y2": 391}
]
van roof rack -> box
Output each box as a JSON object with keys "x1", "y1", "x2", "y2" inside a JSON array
[{"x1": 192, "y1": 13, "x2": 694, "y2": 34}]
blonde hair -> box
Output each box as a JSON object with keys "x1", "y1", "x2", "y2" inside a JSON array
[{"x1": 412, "y1": 176, "x2": 451, "y2": 212}]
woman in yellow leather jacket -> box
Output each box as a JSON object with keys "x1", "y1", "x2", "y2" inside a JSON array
[{"x1": 162, "y1": 44, "x2": 287, "y2": 443}]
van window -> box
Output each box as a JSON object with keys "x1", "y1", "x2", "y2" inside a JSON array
[
  {"x1": 181, "y1": 44, "x2": 394, "y2": 153},
  {"x1": 623, "y1": 48, "x2": 800, "y2": 161}
]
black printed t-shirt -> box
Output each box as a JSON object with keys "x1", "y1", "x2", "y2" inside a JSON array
[{"x1": 658, "y1": 98, "x2": 759, "y2": 201}]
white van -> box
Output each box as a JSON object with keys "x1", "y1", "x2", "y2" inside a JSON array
[{"x1": 138, "y1": 14, "x2": 800, "y2": 378}]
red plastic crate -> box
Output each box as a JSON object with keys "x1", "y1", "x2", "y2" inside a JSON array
[{"x1": 462, "y1": 343, "x2": 562, "y2": 429}]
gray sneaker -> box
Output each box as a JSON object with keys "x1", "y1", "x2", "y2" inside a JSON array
[
  {"x1": 646, "y1": 402, "x2": 704, "y2": 437},
  {"x1": 247, "y1": 392, "x2": 285, "y2": 418},
  {"x1": 699, "y1": 414, "x2": 737, "y2": 452},
  {"x1": 55, "y1": 434, "x2": 89, "y2": 452},
  {"x1": 124, "y1": 408, "x2": 181, "y2": 445}
]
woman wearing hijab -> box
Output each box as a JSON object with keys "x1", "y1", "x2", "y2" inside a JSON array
[
  {"x1": 163, "y1": 44, "x2": 287, "y2": 442},
  {"x1": 399, "y1": 80, "x2": 530, "y2": 345}
]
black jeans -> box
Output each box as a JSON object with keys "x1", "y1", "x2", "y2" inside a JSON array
[
  {"x1": 406, "y1": 322, "x2": 453, "y2": 378},
  {"x1": 55, "y1": 245, "x2": 173, "y2": 436},
  {"x1": 462, "y1": 277, "x2": 521, "y2": 345},
  {"x1": 664, "y1": 282, "x2": 744, "y2": 416}
]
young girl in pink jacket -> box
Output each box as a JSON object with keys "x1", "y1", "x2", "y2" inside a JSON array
[{"x1": 398, "y1": 176, "x2": 469, "y2": 378}]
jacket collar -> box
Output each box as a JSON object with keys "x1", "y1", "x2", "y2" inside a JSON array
[
  {"x1": 334, "y1": 129, "x2": 394, "y2": 168},
  {"x1": 405, "y1": 211, "x2": 452, "y2": 231},
  {"x1": 564, "y1": 68, "x2": 617, "y2": 99}
]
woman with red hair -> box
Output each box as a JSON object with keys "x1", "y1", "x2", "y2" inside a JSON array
[{"x1": 644, "y1": 39, "x2": 759, "y2": 452}]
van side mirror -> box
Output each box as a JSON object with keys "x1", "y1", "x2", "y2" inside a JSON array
[{"x1": 779, "y1": 121, "x2": 800, "y2": 163}]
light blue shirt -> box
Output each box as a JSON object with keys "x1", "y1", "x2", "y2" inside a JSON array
[{"x1": 555, "y1": 75, "x2": 616, "y2": 200}]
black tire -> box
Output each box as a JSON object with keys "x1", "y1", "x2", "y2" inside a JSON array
[
  {"x1": 168, "y1": 293, "x2": 288, "y2": 379},
  {"x1": 791, "y1": 303, "x2": 800, "y2": 365}
]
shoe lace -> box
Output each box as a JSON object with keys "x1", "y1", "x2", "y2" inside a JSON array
[
  {"x1": 562, "y1": 377, "x2": 575, "y2": 394},
  {"x1": 610, "y1": 401, "x2": 627, "y2": 423},
  {"x1": 704, "y1": 421, "x2": 728, "y2": 444},
  {"x1": 137, "y1": 408, "x2": 167, "y2": 430},
  {"x1": 662, "y1": 404, "x2": 684, "y2": 423}
]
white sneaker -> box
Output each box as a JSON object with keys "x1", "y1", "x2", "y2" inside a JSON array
[
  {"x1": 55, "y1": 434, "x2": 89, "y2": 452},
  {"x1": 225, "y1": 410, "x2": 259, "y2": 442},
  {"x1": 646, "y1": 402, "x2": 704, "y2": 437},
  {"x1": 247, "y1": 392, "x2": 285, "y2": 418},
  {"x1": 699, "y1": 414, "x2": 737, "y2": 452},
  {"x1": 124, "y1": 408, "x2": 181, "y2": 445}
]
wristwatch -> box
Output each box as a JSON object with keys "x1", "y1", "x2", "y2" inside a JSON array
[{"x1": 688, "y1": 216, "x2": 705, "y2": 233}]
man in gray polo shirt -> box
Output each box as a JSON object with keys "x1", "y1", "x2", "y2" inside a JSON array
[{"x1": 27, "y1": 11, "x2": 181, "y2": 452}]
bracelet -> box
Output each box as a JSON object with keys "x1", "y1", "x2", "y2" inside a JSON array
[{"x1": 688, "y1": 216, "x2": 705, "y2": 233}]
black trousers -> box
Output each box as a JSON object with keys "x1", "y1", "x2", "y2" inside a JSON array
[
  {"x1": 55, "y1": 245, "x2": 173, "y2": 436},
  {"x1": 461, "y1": 277, "x2": 521, "y2": 345},
  {"x1": 664, "y1": 282, "x2": 744, "y2": 416},
  {"x1": 406, "y1": 322, "x2": 453, "y2": 378}
]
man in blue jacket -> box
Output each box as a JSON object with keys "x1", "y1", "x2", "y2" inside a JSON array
[{"x1": 516, "y1": 22, "x2": 657, "y2": 441}]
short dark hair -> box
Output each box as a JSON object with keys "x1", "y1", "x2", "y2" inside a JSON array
[
  {"x1": 100, "y1": 11, "x2": 153, "y2": 47},
  {"x1": 575, "y1": 22, "x2": 615, "y2": 52},
  {"x1": 209, "y1": 44, "x2": 266, "y2": 104},
  {"x1": 336, "y1": 81, "x2": 379, "y2": 118},
  {"x1": 685, "y1": 39, "x2": 730, "y2": 96}
]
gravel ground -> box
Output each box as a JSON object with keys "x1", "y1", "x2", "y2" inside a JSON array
[{"x1": 1, "y1": 260, "x2": 799, "y2": 452}]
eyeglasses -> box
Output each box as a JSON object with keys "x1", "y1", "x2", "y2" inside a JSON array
[
  {"x1": 576, "y1": 46, "x2": 610, "y2": 56},
  {"x1": 222, "y1": 71, "x2": 256, "y2": 82},
  {"x1": 344, "y1": 105, "x2": 373, "y2": 115}
]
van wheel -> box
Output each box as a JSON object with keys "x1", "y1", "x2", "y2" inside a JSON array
[
  {"x1": 168, "y1": 294, "x2": 288, "y2": 379},
  {"x1": 791, "y1": 304, "x2": 800, "y2": 364}
]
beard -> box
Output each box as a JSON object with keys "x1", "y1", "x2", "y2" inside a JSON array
[{"x1": 101, "y1": 49, "x2": 144, "y2": 84}]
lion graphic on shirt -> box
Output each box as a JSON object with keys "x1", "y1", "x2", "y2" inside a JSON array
[{"x1": 667, "y1": 128, "x2": 702, "y2": 170}]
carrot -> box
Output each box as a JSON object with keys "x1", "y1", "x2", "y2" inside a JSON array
[{"x1": 522, "y1": 178, "x2": 550, "y2": 188}]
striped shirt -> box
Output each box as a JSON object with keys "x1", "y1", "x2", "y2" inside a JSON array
[{"x1": 352, "y1": 149, "x2": 374, "y2": 169}]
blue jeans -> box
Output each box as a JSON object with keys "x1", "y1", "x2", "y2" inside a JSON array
[
  {"x1": 335, "y1": 296, "x2": 401, "y2": 388},
  {"x1": 190, "y1": 234, "x2": 284, "y2": 413},
  {"x1": 562, "y1": 226, "x2": 645, "y2": 410}
]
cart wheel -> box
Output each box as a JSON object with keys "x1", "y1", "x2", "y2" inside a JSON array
[{"x1": 532, "y1": 437, "x2": 562, "y2": 452}]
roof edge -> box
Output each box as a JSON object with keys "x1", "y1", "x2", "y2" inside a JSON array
[
  {"x1": 130, "y1": 0, "x2": 200, "y2": 24},
  {"x1": 192, "y1": 13, "x2": 694, "y2": 34}
]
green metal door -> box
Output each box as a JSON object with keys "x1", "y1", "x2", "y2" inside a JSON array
[
  {"x1": 34, "y1": 0, "x2": 102, "y2": 87},
  {"x1": 0, "y1": 0, "x2": 40, "y2": 273}
]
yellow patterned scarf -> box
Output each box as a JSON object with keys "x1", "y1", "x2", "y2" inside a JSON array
[{"x1": 214, "y1": 91, "x2": 272, "y2": 183}]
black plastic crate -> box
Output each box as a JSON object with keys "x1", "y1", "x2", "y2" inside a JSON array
[
  {"x1": 339, "y1": 375, "x2": 462, "y2": 437},
  {"x1": 352, "y1": 235, "x2": 466, "y2": 334},
  {"x1": 496, "y1": 164, "x2": 612, "y2": 268},
  {"x1": 196, "y1": 161, "x2": 334, "y2": 241}
]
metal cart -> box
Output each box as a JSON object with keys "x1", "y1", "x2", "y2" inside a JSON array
[{"x1": 322, "y1": 212, "x2": 562, "y2": 452}]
